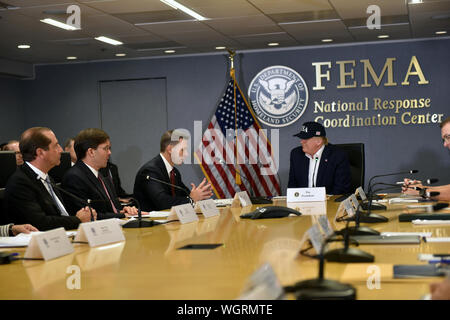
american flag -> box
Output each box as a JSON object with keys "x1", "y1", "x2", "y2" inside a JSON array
[{"x1": 195, "y1": 74, "x2": 281, "y2": 199}]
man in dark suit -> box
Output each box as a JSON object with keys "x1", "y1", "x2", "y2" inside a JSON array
[
  {"x1": 134, "y1": 129, "x2": 212, "y2": 211},
  {"x1": 100, "y1": 161, "x2": 132, "y2": 200},
  {"x1": 288, "y1": 121, "x2": 351, "y2": 195},
  {"x1": 62, "y1": 128, "x2": 137, "y2": 218},
  {"x1": 4, "y1": 127, "x2": 96, "y2": 231}
]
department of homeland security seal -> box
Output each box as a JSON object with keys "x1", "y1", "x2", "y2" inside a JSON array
[{"x1": 248, "y1": 65, "x2": 308, "y2": 127}]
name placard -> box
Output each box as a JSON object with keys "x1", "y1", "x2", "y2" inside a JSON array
[
  {"x1": 195, "y1": 199, "x2": 220, "y2": 218},
  {"x1": 169, "y1": 203, "x2": 199, "y2": 224},
  {"x1": 343, "y1": 198, "x2": 356, "y2": 217},
  {"x1": 238, "y1": 263, "x2": 284, "y2": 300},
  {"x1": 307, "y1": 224, "x2": 325, "y2": 254},
  {"x1": 25, "y1": 228, "x2": 74, "y2": 261},
  {"x1": 350, "y1": 194, "x2": 359, "y2": 210},
  {"x1": 356, "y1": 186, "x2": 367, "y2": 201},
  {"x1": 287, "y1": 187, "x2": 326, "y2": 202},
  {"x1": 231, "y1": 191, "x2": 252, "y2": 208},
  {"x1": 75, "y1": 219, "x2": 125, "y2": 247},
  {"x1": 318, "y1": 215, "x2": 334, "y2": 238}
]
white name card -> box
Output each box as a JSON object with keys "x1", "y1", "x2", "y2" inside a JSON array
[
  {"x1": 356, "y1": 186, "x2": 367, "y2": 201},
  {"x1": 75, "y1": 219, "x2": 125, "y2": 247},
  {"x1": 169, "y1": 203, "x2": 199, "y2": 224},
  {"x1": 232, "y1": 191, "x2": 252, "y2": 208},
  {"x1": 350, "y1": 194, "x2": 359, "y2": 210},
  {"x1": 238, "y1": 263, "x2": 284, "y2": 300},
  {"x1": 318, "y1": 215, "x2": 334, "y2": 238},
  {"x1": 287, "y1": 187, "x2": 326, "y2": 202},
  {"x1": 196, "y1": 199, "x2": 220, "y2": 218},
  {"x1": 24, "y1": 227, "x2": 74, "y2": 261},
  {"x1": 343, "y1": 198, "x2": 356, "y2": 217},
  {"x1": 307, "y1": 224, "x2": 325, "y2": 254}
]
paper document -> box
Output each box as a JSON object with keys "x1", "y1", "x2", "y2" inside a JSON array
[
  {"x1": 425, "y1": 237, "x2": 450, "y2": 243},
  {"x1": 214, "y1": 199, "x2": 234, "y2": 206},
  {"x1": 388, "y1": 198, "x2": 419, "y2": 204},
  {"x1": 412, "y1": 220, "x2": 450, "y2": 225},
  {"x1": 140, "y1": 211, "x2": 171, "y2": 218},
  {"x1": 0, "y1": 231, "x2": 76, "y2": 247},
  {"x1": 381, "y1": 232, "x2": 432, "y2": 238}
]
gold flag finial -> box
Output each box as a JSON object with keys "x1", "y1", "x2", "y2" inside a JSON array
[{"x1": 227, "y1": 49, "x2": 235, "y2": 75}]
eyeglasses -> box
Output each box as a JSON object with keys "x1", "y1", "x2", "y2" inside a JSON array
[
  {"x1": 443, "y1": 134, "x2": 450, "y2": 143},
  {"x1": 100, "y1": 145, "x2": 112, "y2": 152}
]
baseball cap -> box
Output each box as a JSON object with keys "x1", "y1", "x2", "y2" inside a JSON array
[{"x1": 293, "y1": 121, "x2": 326, "y2": 139}]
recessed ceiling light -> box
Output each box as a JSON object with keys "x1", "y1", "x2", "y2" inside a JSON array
[
  {"x1": 215, "y1": 46, "x2": 226, "y2": 50},
  {"x1": 40, "y1": 18, "x2": 78, "y2": 31},
  {"x1": 115, "y1": 53, "x2": 126, "y2": 57},
  {"x1": 66, "y1": 56, "x2": 77, "y2": 60},
  {"x1": 321, "y1": 39, "x2": 333, "y2": 42},
  {"x1": 18, "y1": 44, "x2": 30, "y2": 49},
  {"x1": 165, "y1": 50, "x2": 175, "y2": 53},
  {"x1": 268, "y1": 42, "x2": 279, "y2": 46},
  {"x1": 435, "y1": 30, "x2": 447, "y2": 35},
  {"x1": 160, "y1": 0, "x2": 207, "y2": 21},
  {"x1": 378, "y1": 35, "x2": 390, "y2": 39},
  {"x1": 95, "y1": 36, "x2": 123, "y2": 46}
]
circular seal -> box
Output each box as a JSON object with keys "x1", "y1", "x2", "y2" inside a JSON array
[{"x1": 248, "y1": 65, "x2": 308, "y2": 127}]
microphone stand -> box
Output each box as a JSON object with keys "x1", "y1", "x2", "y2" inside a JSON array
[
  {"x1": 324, "y1": 221, "x2": 375, "y2": 262},
  {"x1": 335, "y1": 198, "x2": 382, "y2": 236},
  {"x1": 43, "y1": 178, "x2": 95, "y2": 222},
  {"x1": 122, "y1": 197, "x2": 159, "y2": 229},
  {"x1": 286, "y1": 233, "x2": 357, "y2": 299}
]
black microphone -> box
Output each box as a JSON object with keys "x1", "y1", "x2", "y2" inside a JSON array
[
  {"x1": 312, "y1": 156, "x2": 319, "y2": 188},
  {"x1": 122, "y1": 197, "x2": 160, "y2": 229},
  {"x1": 367, "y1": 169, "x2": 418, "y2": 195},
  {"x1": 40, "y1": 177, "x2": 95, "y2": 222},
  {"x1": 285, "y1": 233, "x2": 357, "y2": 299},
  {"x1": 217, "y1": 159, "x2": 272, "y2": 204},
  {"x1": 425, "y1": 178, "x2": 439, "y2": 185},
  {"x1": 419, "y1": 189, "x2": 440, "y2": 198},
  {"x1": 145, "y1": 175, "x2": 194, "y2": 206}
]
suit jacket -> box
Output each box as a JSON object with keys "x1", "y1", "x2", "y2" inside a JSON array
[
  {"x1": 61, "y1": 161, "x2": 125, "y2": 219},
  {"x1": 99, "y1": 161, "x2": 130, "y2": 198},
  {"x1": 4, "y1": 163, "x2": 81, "y2": 231},
  {"x1": 288, "y1": 144, "x2": 351, "y2": 195},
  {"x1": 133, "y1": 155, "x2": 190, "y2": 211}
]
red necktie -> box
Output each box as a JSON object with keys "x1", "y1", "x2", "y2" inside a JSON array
[
  {"x1": 170, "y1": 169, "x2": 176, "y2": 196},
  {"x1": 98, "y1": 175, "x2": 118, "y2": 213}
]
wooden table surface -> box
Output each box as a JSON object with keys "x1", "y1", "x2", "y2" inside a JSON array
[{"x1": 1, "y1": 196, "x2": 449, "y2": 300}]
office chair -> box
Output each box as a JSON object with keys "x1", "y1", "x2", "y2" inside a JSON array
[
  {"x1": 49, "y1": 152, "x2": 71, "y2": 184},
  {"x1": 335, "y1": 143, "x2": 365, "y2": 192}
]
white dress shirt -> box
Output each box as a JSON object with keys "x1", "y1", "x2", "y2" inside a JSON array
[
  {"x1": 305, "y1": 145, "x2": 325, "y2": 188},
  {"x1": 160, "y1": 153, "x2": 174, "y2": 178},
  {"x1": 26, "y1": 162, "x2": 69, "y2": 216}
]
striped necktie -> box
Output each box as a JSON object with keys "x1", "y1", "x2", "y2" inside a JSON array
[{"x1": 44, "y1": 176, "x2": 69, "y2": 216}]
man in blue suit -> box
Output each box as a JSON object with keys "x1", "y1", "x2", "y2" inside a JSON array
[{"x1": 288, "y1": 121, "x2": 351, "y2": 195}]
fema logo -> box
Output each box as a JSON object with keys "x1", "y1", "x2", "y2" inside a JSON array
[{"x1": 248, "y1": 65, "x2": 308, "y2": 127}]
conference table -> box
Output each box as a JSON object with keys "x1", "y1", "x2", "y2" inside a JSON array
[{"x1": 0, "y1": 195, "x2": 449, "y2": 300}]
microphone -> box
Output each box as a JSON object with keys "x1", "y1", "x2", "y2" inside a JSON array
[
  {"x1": 367, "y1": 169, "x2": 418, "y2": 195},
  {"x1": 145, "y1": 175, "x2": 194, "y2": 206},
  {"x1": 217, "y1": 159, "x2": 272, "y2": 204},
  {"x1": 122, "y1": 197, "x2": 160, "y2": 229},
  {"x1": 40, "y1": 178, "x2": 95, "y2": 222},
  {"x1": 425, "y1": 178, "x2": 439, "y2": 185},
  {"x1": 419, "y1": 189, "x2": 440, "y2": 198},
  {"x1": 285, "y1": 233, "x2": 357, "y2": 299}
]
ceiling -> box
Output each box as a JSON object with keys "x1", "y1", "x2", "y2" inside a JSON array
[{"x1": 0, "y1": 0, "x2": 449, "y2": 65}]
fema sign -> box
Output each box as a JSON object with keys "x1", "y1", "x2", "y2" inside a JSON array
[{"x1": 248, "y1": 65, "x2": 308, "y2": 127}]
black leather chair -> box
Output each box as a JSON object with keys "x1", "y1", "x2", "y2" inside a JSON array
[
  {"x1": 335, "y1": 143, "x2": 365, "y2": 193},
  {"x1": 49, "y1": 152, "x2": 71, "y2": 184}
]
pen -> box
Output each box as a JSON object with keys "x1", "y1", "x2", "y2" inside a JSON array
[{"x1": 428, "y1": 259, "x2": 450, "y2": 264}]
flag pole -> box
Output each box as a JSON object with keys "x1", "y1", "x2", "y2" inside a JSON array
[{"x1": 227, "y1": 49, "x2": 241, "y2": 186}]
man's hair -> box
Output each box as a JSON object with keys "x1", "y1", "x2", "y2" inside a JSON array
[
  {"x1": 160, "y1": 129, "x2": 189, "y2": 152},
  {"x1": 3, "y1": 140, "x2": 19, "y2": 151},
  {"x1": 439, "y1": 116, "x2": 450, "y2": 128},
  {"x1": 64, "y1": 137, "x2": 75, "y2": 150},
  {"x1": 20, "y1": 127, "x2": 52, "y2": 162},
  {"x1": 74, "y1": 128, "x2": 109, "y2": 160}
]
